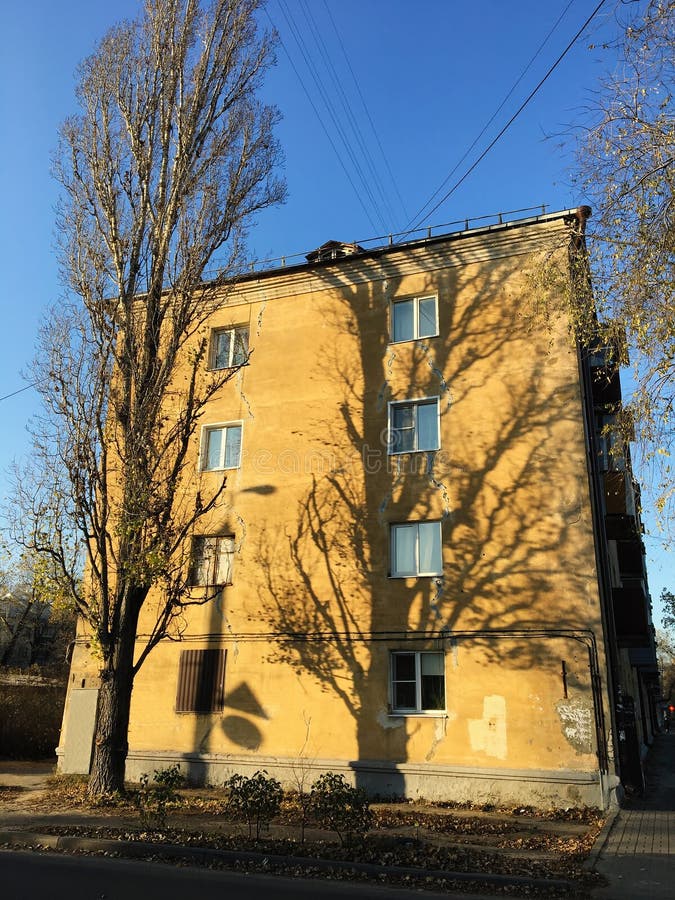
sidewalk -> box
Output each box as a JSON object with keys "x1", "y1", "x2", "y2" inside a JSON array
[{"x1": 589, "y1": 731, "x2": 674, "y2": 899}]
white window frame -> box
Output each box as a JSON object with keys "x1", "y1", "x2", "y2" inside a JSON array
[
  {"x1": 387, "y1": 397, "x2": 440, "y2": 454},
  {"x1": 200, "y1": 422, "x2": 243, "y2": 471},
  {"x1": 390, "y1": 294, "x2": 438, "y2": 343},
  {"x1": 190, "y1": 535, "x2": 235, "y2": 586},
  {"x1": 390, "y1": 521, "x2": 443, "y2": 577},
  {"x1": 209, "y1": 325, "x2": 249, "y2": 370},
  {"x1": 390, "y1": 651, "x2": 446, "y2": 715}
]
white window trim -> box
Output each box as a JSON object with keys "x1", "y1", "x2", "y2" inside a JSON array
[
  {"x1": 389, "y1": 650, "x2": 446, "y2": 716},
  {"x1": 390, "y1": 520, "x2": 443, "y2": 578},
  {"x1": 387, "y1": 396, "x2": 440, "y2": 455},
  {"x1": 390, "y1": 294, "x2": 439, "y2": 343},
  {"x1": 200, "y1": 421, "x2": 243, "y2": 471},
  {"x1": 209, "y1": 325, "x2": 249, "y2": 370}
]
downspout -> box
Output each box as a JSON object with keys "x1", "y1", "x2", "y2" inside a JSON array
[{"x1": 568, "y1": 206, "x2": 622, "y2": 807}]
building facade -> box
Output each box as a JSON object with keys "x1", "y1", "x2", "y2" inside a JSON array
[{"x1": 57, "y1": 207, "x2": 659, "y2": 809}]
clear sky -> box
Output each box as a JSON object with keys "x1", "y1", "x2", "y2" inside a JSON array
[{"x1": 0, "y1": 1, "x2": 670, "y2": 616}]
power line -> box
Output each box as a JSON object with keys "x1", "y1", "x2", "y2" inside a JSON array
[
  {"x1": 273, "y1": 0, "x2": 390, "y2": 233},
  {"x1": 265, "y1": 6, "x2": 379, "y2": 233},
  {"x1": 321, "y1": 0, "x2": 408, "y2": 226},
  {"x1": 407, "y1": 0, "x2": 609, "y2": 231},
  {"x1": 0, "y1": 382, "x2": 38, "y2": 403},
  {"x1": 299, "y1": 0, "x2": 398, "y2": 231},
  {"x1": 405, "y1": 0, "x2": 578, "y2": 233}
]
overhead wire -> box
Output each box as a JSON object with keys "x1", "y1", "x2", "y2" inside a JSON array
[
  {"x1": 274, "y1": 0, "x2": 390, "y2": 233},
  {"x1": 323, "y1": 0, "x2": 408, "y2": 229},
  {"x1": 405, "y1": 0, "x2": 609, "y2": 232},
  {"x1": 265, "y1": 6, "x2": 379, "y2": 233},
  {"x1": 405, "y1": 0, "x2": 578, "y2": 233},
  {"x1": 0, "y1": 381, "x2": 39, "y2": 403},
  {"x1": 298, "y1": 0, "x2": 399, "y2": 231}
]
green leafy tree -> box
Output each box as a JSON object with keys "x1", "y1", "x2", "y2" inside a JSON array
[
  {"x1": 575, "y1": 0, "x2": 674, "y2": 533},
  {"x1": 0, "y1": 549, "x2": 75, "y2": 671},
  {"x1": 9, "y1": 0, "x2": 284, "y2": 798},
  {"x1": 658, "y1": 589, "x2": 675, "y2": 700},
  {"x1": 661, "y1": 588, "x2": 675, "y2": 630}
]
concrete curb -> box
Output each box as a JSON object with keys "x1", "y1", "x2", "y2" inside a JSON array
[
  {"x1": 582, "y1": 806, "x2": 619, "y2": 872},
  {"x1": 0, "y1": 828, "x2": 578, "y2": 892}
]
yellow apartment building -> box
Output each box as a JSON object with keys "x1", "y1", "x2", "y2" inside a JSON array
[{"x1": 57, "y1": 207, "x2": 659, "y2": 809}]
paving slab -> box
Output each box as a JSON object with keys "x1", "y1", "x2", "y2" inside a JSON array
[{"x1": 590, "y1": 732, "x2": 675, "y2": 899}]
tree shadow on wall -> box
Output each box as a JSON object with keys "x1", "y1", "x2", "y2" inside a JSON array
[{"x1": 257, "y1": 246, "x2": 594, "y2": 786}]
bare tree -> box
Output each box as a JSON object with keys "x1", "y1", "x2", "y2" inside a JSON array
[
  {"x1": 10, "y1": 0, "x2": 285, "y2": 796},
  {"x1": 575, "y1": 0, "x2": 674, "y2": 533}
]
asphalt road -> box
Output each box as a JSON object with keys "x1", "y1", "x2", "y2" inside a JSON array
[{"x1": 0, "y1": 848, "x2": 491, "y2": 900}]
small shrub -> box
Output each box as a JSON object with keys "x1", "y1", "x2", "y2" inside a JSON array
[
  {"x1": 224, "y1": 769, "x2": 283, "y2": 840},
  {"x1": 134, "y1": 764, "x2": 183, "y2": 829},
  {"x1": 309, "y1": 772, "x2": 372, "y2": 845}
]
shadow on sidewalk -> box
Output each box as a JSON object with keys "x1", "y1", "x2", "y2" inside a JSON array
[
  {"x1": 622, "y1": 731, "x2": 675, "y2": 811},
  {"x1": 590, "y1": 732, "x2": 675, "y2": 900}
]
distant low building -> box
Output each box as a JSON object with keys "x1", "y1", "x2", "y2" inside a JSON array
[{"x1": 0, "y1": 592, "x2": 52, "y2": 668}]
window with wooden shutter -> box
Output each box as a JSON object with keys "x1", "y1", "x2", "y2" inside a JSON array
[{"x1": 176, "y1": 648, "x2": 226, "y2": 713}]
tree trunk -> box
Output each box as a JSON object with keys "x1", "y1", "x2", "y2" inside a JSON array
[{"x1": 87, "y1": 604, "x2": 140, "y2": 797}]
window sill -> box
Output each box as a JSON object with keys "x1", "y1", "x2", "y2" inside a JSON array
[
  {"x1": 200, "y1": 465, "x2": 241, "y2": 473},
  {"x1": 208, "y1": 362, "x2": 250, "y2": 372},
  {"x1": 389, "y1": 573, "x2": 443, "y2": 579},
  {"x1": 388, "y1": 711, "x2": 447, "y2": 718},
  {"x1": 387, "y1": 448, "x2": 440, "y2": 457},
  {"x1": 389, "y1": 335, "x2": 439, "y2": 345},
  {"x1": 188, "y1": 584, "x2": 231, "y2": 589}
]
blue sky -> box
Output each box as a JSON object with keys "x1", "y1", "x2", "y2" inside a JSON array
[{"x1": 0, "y1": 1, "x2": 670, "y2": 616}]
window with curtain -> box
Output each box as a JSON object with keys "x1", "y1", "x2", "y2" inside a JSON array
[{"x1": 390, "y1": 521, "x2": 442, "y2": 577}]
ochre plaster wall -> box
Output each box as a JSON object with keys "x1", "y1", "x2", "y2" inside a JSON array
[{"x1": 62, "y1": 220, "x2": 611, "y2": 806}]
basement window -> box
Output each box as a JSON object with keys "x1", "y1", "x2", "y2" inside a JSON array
[
  {"x1": 391, "y1": 651, "x2": 445, "y2": 714},
  {"x1": 176, "y1": 648, "x2": 226, "y2": 713}
]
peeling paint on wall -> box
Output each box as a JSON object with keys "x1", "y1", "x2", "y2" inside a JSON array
[
  {"x1": 378, "y1": 468, "x2": 403, "y2": 523},
  {"x1": 429, "y1": 576, "x2": 445, "y2": 623},
  {"x1": 377, "y1": 708, "x2": 404, "y2": 729},
  {"x1": 376, "y1": 380, "x2": 391, "y2": 412},
  {"x1": 255, "y1": 300, "x2": 266, "y2": 336},
  {"x1": 236, "y1": 371, "x2": 255, "y2": 420},
  {"x1": 448, "y1": 637, "x2": 459, "y2": 669},
  {"x1": 468, "y1": 695, "x2": 507, "y2": 760},
  {"x1": 425, "y1": 716, "x2": 449, "y2": 761},
  {"x1": 421, "y1": 344, "x2": 450, "y2": 395},
  {"x1": 556, "y1": 697, "x2": 594, "y2": 754},
  {"x1": 234, "y1": 513, "x2": 247, "y2": 553},
  {"x1": 427, "y1": 460, "x2": 452, "y2": 517}
]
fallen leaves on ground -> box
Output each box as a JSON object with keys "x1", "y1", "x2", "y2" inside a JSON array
[{"x1": 2, "y1": 779, "x2": 608, "y2": 898}]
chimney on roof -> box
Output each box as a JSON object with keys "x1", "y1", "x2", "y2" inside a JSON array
[{"x1": 305, "y1": 240, "x2": 364, "y2": 263}]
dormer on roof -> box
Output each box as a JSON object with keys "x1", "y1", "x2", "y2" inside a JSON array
[{"x1": 305, "y1": 240, "x2": 364, "y2": 263}]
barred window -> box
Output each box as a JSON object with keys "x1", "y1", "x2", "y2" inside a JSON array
[{"x1": 190, "y1": 535, "x2": 235, "y2": 586}]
